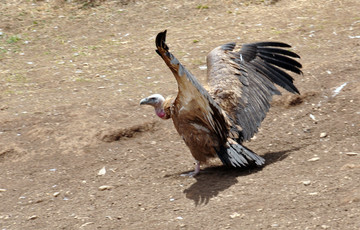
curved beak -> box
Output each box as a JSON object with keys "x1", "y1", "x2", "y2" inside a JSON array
[{"x1": 140, "y1": 97, "x2": 149, "y2": 105}]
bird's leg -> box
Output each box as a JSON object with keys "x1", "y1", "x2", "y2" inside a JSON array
[{"x1": 181, "y1": 160, "x2": 200, "y2": 177}]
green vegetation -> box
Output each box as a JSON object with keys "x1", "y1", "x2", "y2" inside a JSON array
[
  {"x1": 5, "y1": 73, "x2": 27, "y2": 83},
  {"x1": 7, "y1": 35, "x2": 21, "y2": 44},
  {"x1": 196, "y1": 4, "x2": 209, "y2": 10}
]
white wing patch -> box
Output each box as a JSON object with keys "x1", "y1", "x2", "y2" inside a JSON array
[{"x1": 191, "y1": 123, "x2": 210, "y2": 133}]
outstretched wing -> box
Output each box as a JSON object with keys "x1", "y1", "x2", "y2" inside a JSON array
[
  {"x1": 207, "y1": 42, "x2": 302, "y2": 141},
  {"x1": 155, "y1": 30, "x2": 228, "y2": 142}
]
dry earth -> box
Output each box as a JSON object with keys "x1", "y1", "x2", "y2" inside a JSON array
[{"x1": 0, "y1": 0, "x2": 359, "y2": 229}]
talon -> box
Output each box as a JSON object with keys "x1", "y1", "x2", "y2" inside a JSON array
[{"x1": 181, "y1": 161, "x2": 200, "y2": 177}]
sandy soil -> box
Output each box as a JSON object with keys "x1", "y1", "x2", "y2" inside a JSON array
[{"x1": 0, "y1": 0, "x2": 359, "y2": 229}]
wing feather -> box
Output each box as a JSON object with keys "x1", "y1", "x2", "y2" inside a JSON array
[
  {"x1": 155, "y1": 30, "x2": 228, "y2": 142},
  {"x1": 207, "y1": 41, "x2": 302, "y2": 141}
]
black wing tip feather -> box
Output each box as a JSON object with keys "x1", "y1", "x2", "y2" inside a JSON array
[
  {"x1": 254, "y1": 41, "x2": 292, "y2": 48},
  {"x1": 155, "y1": 30, "x2": 169, "y2": 55},
  {"x1": 216, "y1": 144, "x2": 265, "y2": 168},
  {"x1": 240, "y1": 41, "x2": 302, "y2": 94},
  {"x1": 221, "y1": 42, "x2": 236, "y2": 51}
]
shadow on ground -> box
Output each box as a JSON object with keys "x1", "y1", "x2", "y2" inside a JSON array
[{"x1": 183, "y1": 147, "x2": 300, "y2": 205}]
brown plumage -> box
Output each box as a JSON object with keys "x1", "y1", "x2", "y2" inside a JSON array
[{"x1": 140, "y1": 30, "x2": 302, "y2": 176}]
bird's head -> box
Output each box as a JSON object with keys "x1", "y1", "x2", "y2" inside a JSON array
[{"x1": 140, "y1": 94, "x2": 169, "y2": 119}]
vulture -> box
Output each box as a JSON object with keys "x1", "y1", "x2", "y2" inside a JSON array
[{"x1": 140, "y1": 30, "x2": 302, "y2": 176}]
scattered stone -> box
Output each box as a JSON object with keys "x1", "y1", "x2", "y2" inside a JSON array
[
  {"x1": 271, "y1": 223, "x2": 279, "y2": 227},
  {"x1": 80, "y1": 222, "x2": 94, "y2": 228},
  {"x1": 309, "y1": 192, "x2": 318, "y2": 196},
  {"x1": 345, "y1": 152, "x2": 358, "y2": 156},
  {"x1": 199, "y1": 65, "x2": 207, "y2": 70},
  {"x1": 320, "y1": 132, "x2": 327, "y2": 138},
  {"x1": 28, "y1": 215, "x2": 38, "y2": 220},
  {"x1": 230, "y1": 212, "x2": 241, "y2": 218},
  {"x1": 308, "y1": 157, "x2": 320, "y2": 162},
  {"x1": 98, "y1": 185, "x2": 112, "y2": 191},
  {"x1": 0, "y1": 188, "x2": 6, "y2": 192},
  {"x1": 321, "y1": 224, "x2": 330, "y2": 229},
  {"x1": 309, "y1": 114, "x2": 316, "y2": 121},
  {"x1": 176, "y1": 216, "x2": 183, "y2": 220},
  {"x1": 98, "y1": 166, "x2": 106, "y2": 176},
  {"x1": 53, "y1": 192, "x2": 61, "y2": 197},
  {"x1": 302, "y1": 180, "x2": 311, "y2": 186}
]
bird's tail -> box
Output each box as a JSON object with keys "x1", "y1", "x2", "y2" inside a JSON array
[{"x1": 216, "y1": 143, "x2": 265, "y2": 167}]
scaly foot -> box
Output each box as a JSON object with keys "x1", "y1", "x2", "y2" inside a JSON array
[{"x1": 181, "y1": 161, "x2": 200, "y2": 177}]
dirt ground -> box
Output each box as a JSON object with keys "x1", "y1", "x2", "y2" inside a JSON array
[{"x1": 0, "y1": 0, "x2": 359, "y2": 229}]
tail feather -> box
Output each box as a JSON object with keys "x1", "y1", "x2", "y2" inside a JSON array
[{"x1": 216, "y1": 143, "x2": 265, "y2": 167}]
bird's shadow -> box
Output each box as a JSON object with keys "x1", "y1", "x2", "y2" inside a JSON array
[{"x1": 182, "y1": 147, "x2": 300, "y2": 206}]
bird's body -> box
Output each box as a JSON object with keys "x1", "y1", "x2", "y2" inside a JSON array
[{"x1": 140, "y1": 30, "x2": 302, "y2": 176}]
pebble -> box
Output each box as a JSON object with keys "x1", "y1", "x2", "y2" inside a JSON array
[
  {"x1": 309, "y1": 114, "x2": 316, "y2": 121},
  {"x1": 308, "y1": 157, "x2": 320, "y2": 162},
  {"x1": 230, "y1": 212, "x2": 241, "y2": 218},
  {"x1": 98, "y1": 166, "x2": 106, "y2": 176},
  {"x1": 98, "y1": 185, "x2": 112, "y2": 191},
  {"x1": 302, "y1": 180, "x2": 311, "y2": 186},
  {"x1": 345, "y1": 152, "x2": 358, "y2": 156},
  {"x1": 53, "y1": 192, "x2": 61, "y2": 197},
  {"x1": 0, "y1": 188, "x2": 6, "y2": 192},
  {"x1": 28, "y1": 215, "x2": 38, "y2": 220},
  {"x1": 320, "y1": 132, "x2": 327, "y2": 138}
]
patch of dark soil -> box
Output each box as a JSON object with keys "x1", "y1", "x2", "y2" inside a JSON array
[
  {"x1": 96, "y1": 121, "x2": 158, "y2": 142},
  {"x1": 0, "y1": 147, "x2": 27, "y2": 162}
]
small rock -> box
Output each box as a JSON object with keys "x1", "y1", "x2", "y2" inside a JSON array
[
  {"x1": 271, "y1": 223, "x2": 279, "y2": 227},
  {"x1": 309, "y1": 114, "x2": 316, "y2": 121},
  {"x1": 345, "y1": 152, "x2": 358, "y2": 156},
  {"x1": 199, "y1": 65, "x2": 207, "y2": 70},
  {"x1": 80, "y1": 222, "x2": 94, "y2": 228},
  {"x1": 28, "y1": 215, "x2": 38, "y2": 220},
  {"x1": 308, "y1": 157, "x2": 320, "y2": 162},
  {"x1": 98, "y1": 166, "x2": 106, "y2": 176},
  {"x1": 0, "y1": 188, "x2": 6, "y2": 192},
  {"x1": 302, "y1": 180, "x2": 311, "y2": 186},
  {"x1": 320, "y1": 132, "x2": 327, "y2": 138},
  {"x1": 176, "y1": 216, "x2": 183, "y2": 220},
  {"x1": 309, "y1": 192, "x2": 318, "y2": 195},
  {"x1": 321, "y1": 224, "x2": 330, "y2": 229},
  {"x1": 98, "y1": 185, "x2": 112, "y2": 191},
  {"x1": 53, "y1": 192, "x2": 61, "y2": 197},
  {"x1": 230, "y1": 212, "x2": 241, "y2": 218}
]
